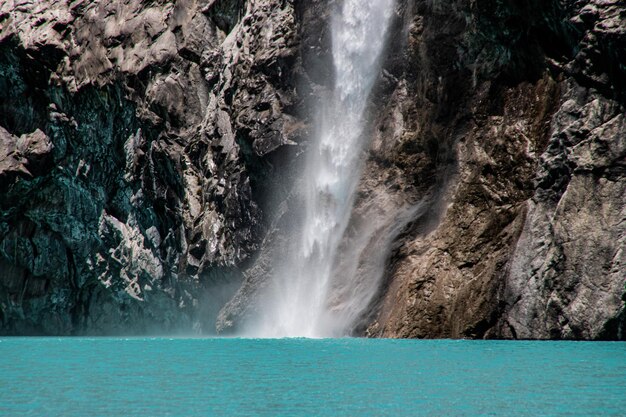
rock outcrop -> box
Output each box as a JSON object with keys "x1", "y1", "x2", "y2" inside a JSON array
[
  {"x1": 0, "y1": 0, "x2": 624, "y2": 339},
  {"x1": 0, "y1": 0, "x2": 302, "y2": 334},
  {"x1": 363, "y1": 0, "x2": 625, "y2": 340}
]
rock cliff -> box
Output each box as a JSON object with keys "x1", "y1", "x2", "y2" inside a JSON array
[
  {"x1": 0, "y1": 0, "x2": 301, "y2": 334},
  {"x1": 363, "y1": 0, "x2": 626, "y2": 340},
  {"x1": 0, "y1": 0, "x2": 624, "y2": 338}
]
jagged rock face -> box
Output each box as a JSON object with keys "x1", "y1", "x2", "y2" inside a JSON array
[
  {"x1": 217, "y1": 0, "x2": 625, "y2": 340},
  {"x1": 364, "y1": 0, "x2": 625, "y2": 340},
  {"x1": 0, "y1": 0, "x2": 302, "y2": 334},
  {"x1": 0, "y1": 0, "x2": 624, "y2": 339},
  {"x1": 215, "y1": 0, "x2": 332, "y2": 334}
]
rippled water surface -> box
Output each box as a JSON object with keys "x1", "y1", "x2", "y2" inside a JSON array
[{"x1": 1, "y1": 338, "x2": 625, "y2": 416}]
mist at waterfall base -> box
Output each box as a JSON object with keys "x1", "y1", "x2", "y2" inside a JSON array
[
  {"x1": 4, "y1": 338, "x2": 626, "y2": 417},
  {"x1": 242, "y1": 0, "x2": 403, "y2": 337}
]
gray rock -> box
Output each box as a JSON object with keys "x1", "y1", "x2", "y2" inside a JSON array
[{"x1": 0, "y1": 0, "x2": 301, "y2": 335}]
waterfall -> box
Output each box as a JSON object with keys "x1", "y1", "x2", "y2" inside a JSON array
[{"x1": 256, "y1": 0, "x2": 397, "y2": 337}]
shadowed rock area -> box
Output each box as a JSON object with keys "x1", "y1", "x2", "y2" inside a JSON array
[
  {"x1": 0, "y1": 0, "x2": 302, "y2": 334},
  {"x1": 0, "y1": 0, "x2": 624, "y2": 338}
]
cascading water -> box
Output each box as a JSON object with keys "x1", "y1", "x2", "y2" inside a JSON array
[{"x1": 255, "y1": 0, "x2": 397, "y2": 337}]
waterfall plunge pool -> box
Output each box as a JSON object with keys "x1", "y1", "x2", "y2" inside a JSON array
[{"x1": 2, "y1": 337, "x2": 625, "y2": 416}]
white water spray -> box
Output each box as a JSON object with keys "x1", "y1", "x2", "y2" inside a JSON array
[{"x1": 255, "y1": 0, "x2": 396, "y2": 337}]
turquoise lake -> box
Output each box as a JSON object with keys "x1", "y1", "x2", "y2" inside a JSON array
[{"x1": 1, "y1": 338, "x2": 625, "y2": 416}]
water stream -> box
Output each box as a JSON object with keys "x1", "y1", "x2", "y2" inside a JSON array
[{"x1": 256, "y1": 0, "x2": 397, "y2": 337}]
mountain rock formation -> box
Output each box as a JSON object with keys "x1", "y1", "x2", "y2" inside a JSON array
[{"x1": 0, "y1": 0, "x2": 624, "y2": 339}]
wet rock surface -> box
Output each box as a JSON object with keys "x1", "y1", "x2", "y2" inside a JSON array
[
  {"x1": 0, "y1": 0, "x2": 624, "y2": 338},
  {"x1": 364, "y1": 0, "x2": 625, "y2": 340}
]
